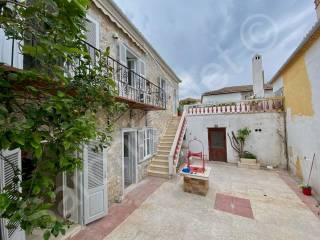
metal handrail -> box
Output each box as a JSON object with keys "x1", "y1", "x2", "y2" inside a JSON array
[{"x1": 169, "y1": 111, "x2": 187, "y2": 176}]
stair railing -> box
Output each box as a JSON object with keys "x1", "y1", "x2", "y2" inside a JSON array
[{"x1": 168, "y1": 110, "x2": 187, "y2": 176}]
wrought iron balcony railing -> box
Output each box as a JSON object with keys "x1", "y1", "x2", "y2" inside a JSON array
[
  {"x1": 83, "y1": 41, "x2": 167, "y2": 110},
  {"x1": 0, "y1": 0, "x2": 166, "y2": 110}
]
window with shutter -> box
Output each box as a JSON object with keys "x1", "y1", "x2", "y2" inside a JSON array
[
  {"x1": 0, "y1": 29, "x2": 23, "y2": 69},
  {"x1": 118, "y1": 43, "x2": 127, "y2": 66},
  {"x1": 138, "y1": 60, "x2": 146, "y2": 77},
  {"x1": 152, "y1": 129, "x2": 158, "y2": 154},
  {"x1": 0, "y1": 149, "x2": 25, "y2": 240},
  {"x1": 85, "y1": 16, "x2": 99, "y2": 65},
  {"x1": 138, "y1": 130, "x2": 145, "y2": 163}
]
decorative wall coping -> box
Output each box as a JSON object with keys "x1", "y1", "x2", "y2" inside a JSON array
[{"x1": 186, "y1": 97, "x2": 284, "y2": 116}]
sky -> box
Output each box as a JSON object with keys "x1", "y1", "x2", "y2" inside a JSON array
[{"x1": 113, "y1": 0, "x2": 317, "y2": 99}]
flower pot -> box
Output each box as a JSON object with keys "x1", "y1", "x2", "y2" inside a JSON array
[{"x1": 302, "y1": 187, "x2": 312, "y2": 196}]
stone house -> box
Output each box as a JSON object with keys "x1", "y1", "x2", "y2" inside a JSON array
[{"x1": 0, "y1": 0, "x2": 180, "y2": 239}]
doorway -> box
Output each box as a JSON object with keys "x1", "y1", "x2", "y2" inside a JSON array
[
  {"x1": 123, "y1": 131, "x2": 137, "y2": 189},
  {"x1": 208, "y1": 128, "x2": 227, "y2": 162}
]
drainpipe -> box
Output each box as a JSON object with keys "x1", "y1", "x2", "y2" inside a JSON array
[{"x1": 283, "y1": 110, "x2": 289, "y2": 171}]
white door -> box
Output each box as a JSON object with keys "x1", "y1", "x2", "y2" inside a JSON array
[
  {"x1": 83, "y1": 142, "x2": 107, "y2": 225},
  {"x1": 0, "y1": 149, "x2": 26, "y2": 240}
]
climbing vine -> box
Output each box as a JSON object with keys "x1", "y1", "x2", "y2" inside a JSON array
[{"x1": 0, "y1": 0, "x2": 125, "y2": 239}]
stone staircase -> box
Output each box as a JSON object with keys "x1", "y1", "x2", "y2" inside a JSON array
[{"x1": 148, "y1": 116, "x2": 181, "y2": 178}]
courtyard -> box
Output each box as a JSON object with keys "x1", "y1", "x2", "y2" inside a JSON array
[{"x1": 74, "y1": 162, "x2": 320, "y2": 240}]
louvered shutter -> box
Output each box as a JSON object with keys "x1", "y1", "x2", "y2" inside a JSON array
[
  {"x1": 118, "y1": 43, "x2": 127, "y2": 66},
  {"x1": 83, "y1": 141, "x2": 107, "y2": 225},
  {"x1": 138, "y1": 60, "x2": 146, "y2": 77},
  {"x1": 85, "y1": 18, "x2": 99, "y2": 64},
  {"x1": 0, "y1": 149, "x2": 25, "y2": 240},
  {"x1": 138, "y1": 130, "x2": 145, "y2": 162},
  {"x1": 152, "y1": 129, "x2": 158, "y2": 154}
]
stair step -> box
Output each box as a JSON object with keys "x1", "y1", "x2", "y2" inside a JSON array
[
  {"x1": 159, "y1": 142, "x2": 172, "y2": 147},
  {"x1": 163, "y1": 135, "x2": 175, "y2": 138},
  {"x1": 158, "y1": 150, "x2": 170, "y2": 155},
  {"x1": 158, "y1": 146, "x2": 171, "y2": 151},
  {"x1": 152, "y1": 159, "x2": 168, "y2": 166},
  {"x1": 149, "y1": 164, "x2": 169, "y2": 172},
  {"x1": 148, "y1": 169, "x2": 169, "y2": 179},
  {"x1": 157, "y1": 154, "x2": 169, "y2": 160}
]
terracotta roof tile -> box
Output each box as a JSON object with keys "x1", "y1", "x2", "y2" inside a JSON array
[{"x1": 202, "y1": 84, "x2": 273, "y2": 97}]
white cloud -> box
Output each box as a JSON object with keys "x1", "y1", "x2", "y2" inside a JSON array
[{"x1": 113, "y1": 0, "x2": 317, "y2": 98}]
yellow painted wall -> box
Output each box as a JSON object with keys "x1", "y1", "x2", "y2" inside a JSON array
[{"x1": 282, "y1": 55, "x2": 314, "y2": 117}]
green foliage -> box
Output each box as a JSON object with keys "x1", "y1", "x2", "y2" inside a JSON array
[
  {"x1": 236, "y1": 127, "x2": 251, "y2": 143},
  {"x1": 179, "y1": 98, "x2": 199, "y2": 106},
  {"x1": 0, "y1": 0, "x2": 126, "y2": 239},
  {"x1": 242, "y1": 151, "x2": 256, "y2": 159},
  {"x1": 228, "y1": 127, "x2": 252, "y2": 159}
]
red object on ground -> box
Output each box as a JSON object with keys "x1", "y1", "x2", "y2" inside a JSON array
[
  {"x1": 214, "y1": 193, "x2": 254, "y2": 219},
  {"x1": 302, "y1": 187, "x2": 312, "y2": 196}
]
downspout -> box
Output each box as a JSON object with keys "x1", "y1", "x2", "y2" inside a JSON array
[{"x1": 283, "y1": 107, "x2": 289, "y2": 171}]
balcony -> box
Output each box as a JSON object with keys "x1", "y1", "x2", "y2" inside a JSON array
[
  {"x1": 0, "y1": 33, "x2": 166, "y2": 111},
  {"x1": 186, "y1": 97, "x2": 284, "y2": 116}
]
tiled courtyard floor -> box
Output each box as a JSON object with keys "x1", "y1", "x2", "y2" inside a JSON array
[{"x1": 77, "y1": 162, "x2": 320, "y2": 240}]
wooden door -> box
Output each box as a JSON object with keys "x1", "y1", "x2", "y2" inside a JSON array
[{"x1": 208, "y1": 128, "x2": 227, "y2": 162}]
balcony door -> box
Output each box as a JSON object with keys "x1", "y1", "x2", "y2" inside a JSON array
[{"x1": 208, "y1": 128, "x2": 227, "y2": 162}]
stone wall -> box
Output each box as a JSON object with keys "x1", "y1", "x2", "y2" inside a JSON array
[{"x1": 89, "y1": 4, "x2": 179, "y2": 204}]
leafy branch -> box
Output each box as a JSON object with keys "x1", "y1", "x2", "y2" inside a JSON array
[{"x1": 0, "y1": 0, "x2": 126, "y2": 239}]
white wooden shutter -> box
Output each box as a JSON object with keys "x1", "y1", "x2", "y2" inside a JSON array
[
  {"x1": 0, "y1": 149, "x2": 25, "y2": 240},
  {"x1": 0, "y1": 29, "x2": 23, "y2": 69},
  {"x1": 138, "y1": 60, "x2": 146, "y2": 77},
  {"x1": 138, "y1": 130, "x2": 145, "y2": 162},
  {"x1": 85, "y1": 18, "x2": 99, "y2": 64},
  {"x1": 118, "y1": 43, "x2": 127, "y2": 66},
  {"x1": 83, "y1": 142, "x2": 107, "y2": 225},
  {"x1": 152, "y1": 129, "x2": 158, "y2": 154}
]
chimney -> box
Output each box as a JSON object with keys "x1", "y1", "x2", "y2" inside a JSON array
[
  {"x1": 316, "y1": 0, "x2": 320, "y2": 19},
  {"x1": 252, "y1": 54, "x2": 265, "y2": 98}
]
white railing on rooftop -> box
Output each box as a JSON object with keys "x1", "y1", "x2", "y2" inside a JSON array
[{"x1": 187, "y1": 97, "x2": 284, "y2": 116}]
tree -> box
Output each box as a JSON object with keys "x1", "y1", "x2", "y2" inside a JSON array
[
  {"x1": 228, "y1": 128, "x2": 255, "y2": 159},
  {"x1": 0, "y1": 1, "x2": 125, "y2": 239}
]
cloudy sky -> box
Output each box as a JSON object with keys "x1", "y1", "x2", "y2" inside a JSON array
[{"x1": 113, "y1": 0, "x2": 317, "y2": 99}]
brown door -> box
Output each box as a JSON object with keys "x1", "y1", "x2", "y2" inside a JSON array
[{"x1": 208, "y1": 128, "x2": 227, "y2": 162}]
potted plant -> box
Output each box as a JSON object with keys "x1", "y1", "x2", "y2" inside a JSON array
[
  {"x1": 228, "y1": 128, "x2": 258, "y2": 165},
  {"x1": 300, "y1": 153, "x2": 316, "y2": 196},
  {"x1": 300, "y1": 184, "x2": 312, "y2": 196}
]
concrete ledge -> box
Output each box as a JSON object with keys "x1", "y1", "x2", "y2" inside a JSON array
[{"x1": 238, "y1": 161, "x2": 261, "y2": 170}]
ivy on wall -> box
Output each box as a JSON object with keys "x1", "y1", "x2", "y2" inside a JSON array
[{"x1": 0, "y1": 0, "x2": 125, "y2": 239}]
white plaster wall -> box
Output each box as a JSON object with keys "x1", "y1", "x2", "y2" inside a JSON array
[
  {"x1": 264, "y1": 89, "x2": 275, "y2": 97},
  {"x1": 286, "y1": 37, "x2": 320, "y2": 196},
  {"x1": 186, "y1": 113, "x2": 286, "y2": 168},
  {"x1": 272, "y1": 77, "x2": 284, "y2": 93},
  {"x1": 202, "y1": 93, "x2": 243, "y2": 104}
]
